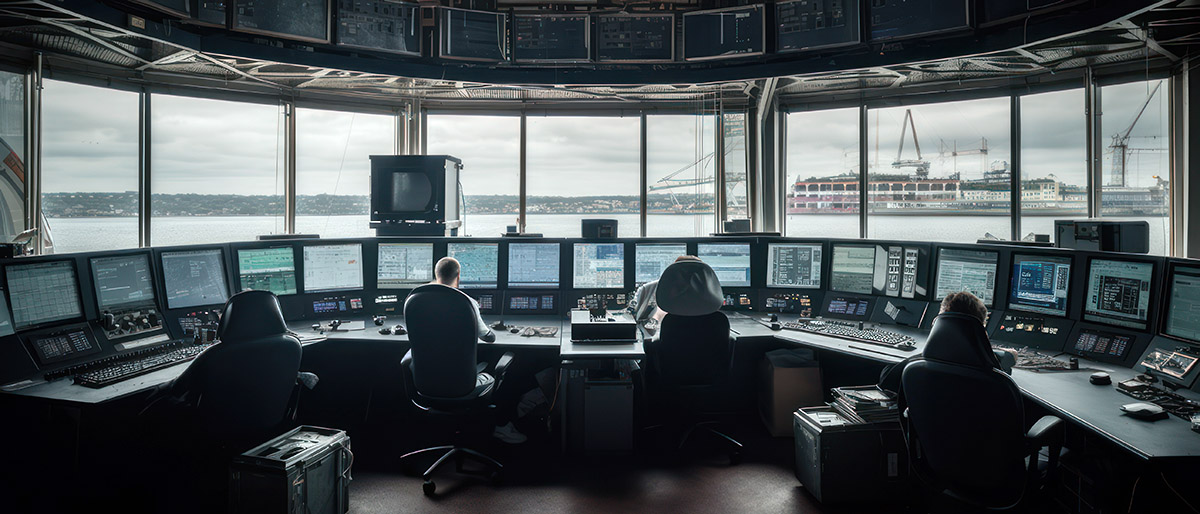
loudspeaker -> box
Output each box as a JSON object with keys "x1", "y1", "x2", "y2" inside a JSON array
[{"x1": 582, "y1": 219, "x2": 618, "y2": 239}]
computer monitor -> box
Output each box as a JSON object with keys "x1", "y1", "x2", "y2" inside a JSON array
[
  {"x1": 236, "y1": 247, "x2": 298, "y2": 295},
  {"x1": 161, "y1": 249, "x2": 230, "y2": 310},
  {"x1": 635, "y1": 243, "x2": 687, "y2": 285},
  {"x1": 303, "y1": 244, "x2": 364, "y2": 293},
  {"x1": 508, "y1": 243, "x2": 560, "y2": 288},
  {"x1": 767, "y1": 243, "x2": 822, "y2": 288},
  {"x1": 91, "y1": 254, "x2": 157, "y2": 310},
  {"x1": 439, "y1": 7, "x2": 508, "y2": 62},
  {"x1": 829, "y1": 244, "x2": 875, "y2": 295},
  {"x1": 1083, "y1": 258, "x2": 1154, "y2": 330},
  {"x1": 1165, "y1": 265, "x2": 1200, "y2": 343},
  {"x1": 5, "y1": 260, "x2": 84, "y2": 331},
  {"x1": 934, "y1": 248, "x2": 999, "y2": 307},
  {"x1": 683, "y1": 5, "x2": 765, "y2": 61},
  {"x1": 378, "y1": 243, "x2": 434, "y2": 289},
  {"x1": 697, "y1": 243, "x2": 751, "y2": 287},
  {"x1": 573, "y1": 243, "x2": 625, "y2": 289},
  {"x1": 1008, "y1": 253, "x2": 1072, "y2": 317},
  {"x1": 448, "y1": 242, "x2": 498, "y2": 289}
]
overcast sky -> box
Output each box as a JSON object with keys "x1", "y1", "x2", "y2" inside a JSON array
[{"x1": 39, "y1": 77, "x2": 1170, "y2": 197}]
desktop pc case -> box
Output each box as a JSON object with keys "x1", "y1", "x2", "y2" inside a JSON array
[
  {"x1": 229, "y1": 426, "x2": 352, "y2": 514},
  {"x1": 793, "y1": 407, "x2": 908, "y2": 504}
]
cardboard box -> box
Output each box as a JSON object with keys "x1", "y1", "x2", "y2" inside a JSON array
[{"x1": 759, "y1": 349, "x2": 824, "y2": 437}]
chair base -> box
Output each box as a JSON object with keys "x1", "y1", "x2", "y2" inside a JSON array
[{"x1": 400, "y1": 445, "x2": 504, "y2": 496}]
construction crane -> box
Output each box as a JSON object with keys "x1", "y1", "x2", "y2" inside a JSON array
[
  {"x1": 892, "y1": 109, "x2": 931, "y2": 178},
  {"x1": 1108, "y1": 81, "x2": 1163, "y2": 187}
]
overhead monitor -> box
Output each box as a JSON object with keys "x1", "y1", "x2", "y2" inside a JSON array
[
  {"x1": 439, "y1": 7, "x2": 508, "y2": 62},
  {"x1": 868, "y1": 0, "x2": 970, "y2": 41},
  {"x1": 129, "y1": 0, "x2": 190, "y2": 18},
  {"x1": 829, "y1": 245, "x2": 875, "y2": 295},
  {"x1": 447, "y1": 242, "x2": 498, "y2": 289},
  {"x1": 161, "y1": 249, "x2": 230, "y2": 310},
  {"x1": 1008, "y1": 253, "x2": 1072, "y2": 317},
  {"x1": 232, "y1": 0, "x2": 331, "y2": 44},
  {"x1": 683, "y1": 5, "x2": 765, "y2": 61},
  {"x1": 767, "y1": 243, "x2": 822, "y2": 289},
  {"x1": 573, "y1": 243, "x2": 625, "y2": 289},
  {"x1": 979, "y1": 0, "x2": 1083, "y2": 25},
  {"x1": 508, "y1": 243, "x2": 560, "y2": 288},
  {"x1": 635, "y1": 243, "x2": 687, "y2": 285},
  {"x1": 776, "y1": 0, "x2": 861, "y2": 53},
  {"x1": 336, "y1": 0, "x2": 420, "y2": 56},
  {"x1": 1165, "y1": 265, "x2": 1200, "y2": 343},
  {"x1": 196, "y1": 1, "x2": 225, "y2": 25},
  {"x1": 91, "y1": 254, "x2": 157, "y2": 310},
  {"x1": 303, "y1": 244, "x2": 364, "y2": 293},
  {"x1": 5, "y1": 260, "x2": 83, "y2": 331},
  {"x1": 594, "y1": 14, "x2": 675, "y2": 63},
  {"x1": 237, "y1": 247, "x2": 298, "y2": 296},
  {"x1": 513, "y1": 14, "x2": 590, "y2": 63},
  {"x1": 377, "y1": 243, "x2": 434, "y2": 288},
  {"x1": 934, "y1": 248, "x2": 999, "y2": 307},
  {"x1": 1083, "y1": 259, "x2": 1154, "y2": 331},
  {"x1": 697, "y1": 243, "x2": 752, "y2": 287}
]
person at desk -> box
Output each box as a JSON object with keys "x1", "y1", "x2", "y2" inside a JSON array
[
  {"x1": 880, "y1": 291, "x2": 998, "y2": 393},
  {"x1": 629, "y1": 255, "x2": 702, "y2": 334},
  {"x1": 432, "y1": 256, "x2": 495, "y2": 343}
]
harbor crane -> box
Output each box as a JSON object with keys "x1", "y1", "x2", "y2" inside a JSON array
[{"x1": 1108, "y1": 81, "x2": 1164, "y2": 187}]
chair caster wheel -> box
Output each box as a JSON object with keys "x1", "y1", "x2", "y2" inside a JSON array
[
  {"x1": 729, "y1": 451, "x2": 742, "y2": 465},
  {"x1": 423, "y1": 480, "x2": 436, "y2": 496}
]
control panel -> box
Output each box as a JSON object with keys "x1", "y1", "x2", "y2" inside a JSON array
[
  {"x1": 99, "y1": 307, "x2": 164, "y2": 341},
  {"x1": 373, "y1": 293, "x2": 402, "y2": 315},
  {"x1": 576, "y1": 292, "x2": 628, "y2": 312},
  {"x1": 177, "y1": 308, "x2": 222, "y2": 343},
  {"x1": 1137, "y1": 337, "x2": 1200, "y2": 388},
  {"x1": 310, "y1": 295, "x2": 365, "y2": 318},
  {"x1": 989, "y1": 311, "x2": 1074, "y2": 352},
  {"x1": 761, "y1": 291, "x2": 816, "y2": 317},
  {"x1": 721, "y1": 292, "x2": 754, "y2": 311},
  {"x1": 24, "y1": 324, "x2": 100, "y2": 366},
  {"x1": 821, "y1": 295, "x2": 873, "y2": 321}
]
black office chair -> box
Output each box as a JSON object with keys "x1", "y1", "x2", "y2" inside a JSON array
[
  {"x1": 900, "y1": 312, "x2": 1064, "y2": 511},
  {"x1": 643, "y1": 260, "x2": 743, "y2": 463},
  {"x1": 400, "y1": 283, "x2": 514, "y2": 496}
]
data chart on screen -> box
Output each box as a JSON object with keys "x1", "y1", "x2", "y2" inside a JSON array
[
  {"x1": 935, "y1": 248, "x2": 998, "y2": 307},
  {"x1": 767, "y1": 243, "x2": 822, "y2": 288},
  {"x1": 161, "y1": 249, "x2": 230, "y2": 310},
  {"x1": 635, "y1": 244, "x2": 687, "y2": 285},
  {"x1": 697, "y1": 243, "x2": 751, "y2": 287},
  {"x1": 508, "y1": 243, "x2": 560, "y2": 288},
  {"x1": 1008, "y1": 254, "x2": 1072, "y2": 317},
  {"x1": 91, "y1": 254, "x2": 157, "y2": 309},
  {"x1": 6, "y1": 260, "x2": 83, "y2": 330},
  {"x1": 303, "y1": 244, "x2": 364, "y2": 293},
  {"x1": 573, "y1": 243, "x2": 624, "y2": 289},
  {"x1": 448, "y1": 243, "x2": 498, "y2": 289},
  {"x1": 378, "y1": 243, "x2": 433, "y2": 288},
  {"x1": 1165, "y1": 265, "x2": 1200, "y2": 343},
  {"x1": 237, "y1": 247, "x2": 297, "y2": 295},
  {"x1": 1083, "y1": 259, "x2": 1153, "y2": 330},
  {"x1": 830, "y1": 245, "x2": 875, "y2": 295}
]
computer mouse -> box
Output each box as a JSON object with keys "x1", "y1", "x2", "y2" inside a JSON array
[
  {"x1": 510, "y1": 327, "x2": 520, "y2": 334},
  {"x1": 392, "y1": 324, "x2": 407, "y2": 335},
  {"x1": 378, "y1": 327, "x2": 392, "y2": 335},
  {"x1": 490, "y1": 321, "x2": 506, "y2": 330},
  {"x1": 1121, "y1": 402, "x2": 1167, "y2": 421},
  {"x1": 769, "y1": 314, "x2": 779, "y2": 322},
  {"x1": 1090, "y1": 372, "x2": 1111, "y2": 385},
  {"x1": 769, "y1": 322, "x2": 782, "y2": 331}
]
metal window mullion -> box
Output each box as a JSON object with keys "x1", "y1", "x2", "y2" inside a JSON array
[
  {"x1": 27, "y1": 56, "x2": 42, "y2": 254},
  {"x1": 283, "y1": 100, "x2": 297, "y2": 234},
  {"x1": 519, "y1": 111, "x2": 527, "y2": 233},
  {"x1": 778, "y1": 107, "x2": 788, "y2": 235},
  {"x1": 394, "y1": 107, "x2": 403, "y2": 155},
  {"x1": 1011, "y1": 95, "x2": 1022, "y2": 241},
  {"x1": 746, "y1": 107, "x2": 758, "y2": 230},
  {"x1": 858, "y1": 104, "x2": 868, "y2": 239},
  {"x1": 639, "y1": 111, "x2": 647, "y2": 237},
  {"x1": 139, "y1": 89, "x2": 151, "y2": 247},
  {"x1": 1085, "y1": 68, "x2": 1103, "y2": 218},
  {"x1": 715, "y1": 106, "x2": 726, "y2": 231}
]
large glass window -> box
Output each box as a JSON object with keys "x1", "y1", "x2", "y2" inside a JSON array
[
  {"x1": 0, "y1": 71, "x2": 25, "y2": 244},
  {"x1": 1100, "y1": 79, "x2": 1170, "y2": 255},
  {"x1": 41, "y1": 80, "x2": 139, "y2": 253},
  {"x1": 426, "y1": 114, "x2": 520, "y2": 237},
  {"x1": 150, "y1": 94, "x2": 284, "y2": 245},
  {"x1": 785, "y1": 107, "x2": 860, "y2": 238},
  {"x1": 295, "y1": 107, "x2": 394, "y2": 238},
  {"x1": 646, "y1": 115, "x2": 715, "y2": 237},
  {"x1": 525, "y1": 115, "x2": 640, "y2": 237},
  {"x1": 723, "y1": 112, "x2": 749, "y2": 221},
  {"x1": 1019, "y1": 89, "x2": 1088, "y2": 242},
  {"x1": 867, "y1": 97, "x2": 1012, "y2": 242}
]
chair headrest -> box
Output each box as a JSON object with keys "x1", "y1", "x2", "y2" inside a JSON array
[
  {"x1": 656, "y1": 261, "x2": 723, "y2": 316},
  {"x1": 405, "y1": 283, "x2": 474, "y2": 309},
  {"x1": 217, "y1": 290, "x2": 289, "y2": 342},
  {"x1": 923, "y1": 312, "x2": 998, "y2": 369}
]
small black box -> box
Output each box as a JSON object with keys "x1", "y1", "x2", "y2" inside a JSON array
[
  {"x1": 582, "y1": 219, "x2": 618, "y2": 239},
  {"x1": 230, "y1": 426, "x2": 351, "y2": 514},
  {"x1": 723, "y1": 219, "x2": 751, "y2": 233},
  {"x1": 1054, "y1": 219, "x2": 1149, "y2": 253}
]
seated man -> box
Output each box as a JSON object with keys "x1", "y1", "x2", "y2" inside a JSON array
[
  {"x1": 432, "y1": 256, "x2": 495, "y2": 343},
  {"x1": 628, "y1": 255, "x2": 702, "y2": 333},
  {"x1": 880, "y1": 291, "x2": 996, "y2": 393}
]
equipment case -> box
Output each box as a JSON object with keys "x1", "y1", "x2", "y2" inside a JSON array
[
  {"x1": 793, "y1": 406, "x2": 908, "y2": 504},
  {"x1": 229, "y1": 425, "x2": 352, "y2": 514}
]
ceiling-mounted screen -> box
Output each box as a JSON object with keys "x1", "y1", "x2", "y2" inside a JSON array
[
  {"x1": 196, "y1": 1, "x2": 226, "y2": 26},
  {"x1": 439, "y1": 7, "x2": 508, "y2": 62},
  {"x1": 868, "y1": 0, "x2": 970, "y2": 42},
  {"x1": 979, "y1": 0, "x2": 1084, "y2": 26},
  {"x1": 594, "y1": 14, "x2": 675, "y2": 63},
  {"x1": 683, "y1": 5, "x2": 765, "y2": 61},
  {"x1": 130, "y1": 0, "x2": 190, "y2": 18},
  {"x1": 233, "y1": 0, "x2": 331, "y2": 44},
  {"x1": 776, "y1": 0, "x2": 860, "y2": 53},
  {"x1": 336, "y1": 0, "x2": 420, "y2": 56},
  {"x1": 513, "y1": 14, "x2": 590, "y2": 63}
]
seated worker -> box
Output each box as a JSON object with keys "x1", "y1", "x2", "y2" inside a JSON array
[
  {"x1": 432, "y1": 256, "x2": 495, "y2": 343},
  {"x1": 879, "y1": 291, "x2": 997, "y2": 393},
  {"x1": 628, "y1": 255, "x2": 703, "y2": 333}
]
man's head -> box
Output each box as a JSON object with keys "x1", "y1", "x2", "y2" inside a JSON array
[
  {"x1": 940, "y1": 291, "x2": 988, "y2": 325},
  {"x1": 434, "y1": 257, "x2": 461, "y2": 288},
  {"x1": 674, "y1": 255, "x2": 701, "y2": 263}
]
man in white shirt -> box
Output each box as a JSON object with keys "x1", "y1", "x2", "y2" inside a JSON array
[
  {"x1": 629, "y1": 255, "x2": 702, "y2": 334},
  {"x1": 432, "y1": 257, "x2": 495, "y2": 343}
]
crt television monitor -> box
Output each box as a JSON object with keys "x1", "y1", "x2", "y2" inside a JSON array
[
  {"x1": 766, "y1": 243, "x2": 822, "y2": 289},
  {"x1": 377, "y1": 242, "x2": 434, "y2": 288},
  {"x1": 91, "y1": 254, "x2": 158, "y2": 310},
  {"x1": 573, "y1": 243, "x2": 625, "y2": 289},
  {"x1": 634, "y1": 243, "x2": 687, "y2": 285},
  {"x1": 829, "y1": 244, "x2": 875, "y2": 295},
  {"x1": 303, "y1": 244, "x2": 364, "y2": 293},
  {"x1": 1164, "y1": 264, "x2": 1200, "y2": 344},
  {"x1": 161, "y1": 249, "x2": 230, "y2": 310},
  {"x1": 369, "y1": 156, "x2": 458, "y2": 223},
  {"x1": 5, "y1": 260, "x2": 84, "y2": 331},
  {"x1": 236, "y1": 247, "x2": 298, "y2": 296},
  {"x1": 508, "y1": 243, "x2": 560, "y2": 288},
  {"x1": 1082, "y1": 258, "x2": 1154, "y2": 331},
  {"x1": 1007, "y1": 253, "x2": 1073, "y2": 317},
  {"x1": 934, "y1": 248, "x2": 999, "y2": 307},
  {"x1": 697, "y1": 243, "x2": 752, "y2": 287},
  {"x1": 447, "y1": 242, "x2": 498, "y2": 289}
]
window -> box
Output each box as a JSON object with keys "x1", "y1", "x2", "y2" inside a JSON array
[
  {"x1": 723, "y1": 112, "x2": 749, "y2": 221},
  {"x1": 426, "y1": 114, "x2": 520, "y2": 237},
  {"x1": 525, "y1": 115, "x2": 640, "y2": 237},
  {"x1": 1100, "y1": 79, "x2": 1170, "y2": 255},
  {"x1": 150, "y1": 94, "x2": 284, "y2": 245},
  {"x1": 646, "y1": 115, "x2": 715, "y2": 237},
  {"x1": 0, "y1": 70, "x2": 24, "y2": 244},
  {"x1": 41, "y1": 80, "x2": 140, "y2": 253},
  {"x1": 1019, "y1": 88, "x2": 1087, "y2": 242},
  {"x1": 867, "y1": 97, "x2": 1012, "y2": 242},
  {"x1": 785, "y1": 107, "x2": 860, "y2": 237},
  {"x1": 295, "y1": 107, "x2": 394, "y2": 238}
]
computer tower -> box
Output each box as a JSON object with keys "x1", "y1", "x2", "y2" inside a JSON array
[
  {"x1": 793, "y1": 407, "x2": 908, "y2": 504},
  {"x1": 229, "y1": 426, "x2": 351, "y2": 514},
  {"x1": 1054, "y1": 219, "x2": 1149, "y2": 254}
]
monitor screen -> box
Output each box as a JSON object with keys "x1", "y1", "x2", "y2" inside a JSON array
[
  {"x1": 512, "y1": 14, "x2": 589, "y2": 62},
  {"x1": 336, "y1": 0, "x2": 420, "y2": 55},
  {"x1": 237, "y1": 247, "x2": 298, "y2": 296},
  {"x1": 1165, "y1": 265, "x2": 1200, "y2": 343},
  {"x1": 935, "y1": 248, "x2": 999, "y2": 307},
  {"x1": 5, "y1": 260, "x2": 83, "y2": 330},
  {"x1": 508, "y1": 243, "x2": 560, "y2": 288},
  {"x1": 162, "y1": 249, "x2": 230, "y2": 310},
  {"x1": 573, "y1": 243, "x2": 625, "y2": 289},
  {"x1": 448, "y1": 242, "x2": 498, "y2": 289},
  {"x1": 594, "y1": 14, "x2": 674, "y2": 62},
  {"x1": 868, "y1": 0, "x2": 969, "y2": 41},
  {"x1": 378, "y1": 243, "x2": 434, "y2": 288},
  {"x1": 830, "y1": 245, "x2": 876, "y2": 295},
  {"x1": 635, "y1": 243, "x2": 687, "y2": 285},
  {"x1": 439, "y1": 8, "x2": 508, "y2": 62},
  {"x1": 1083, "y1": 259, "x2": 1154, "y2": 330},
  {"x1": 1008, "y1": 254, "x2": 1072, "y2": 317},
  {"x1": 767, "y1": 243, "x2": 822, "y2": 288},
  {"x1": 697, "y1": 243, "x2": 751, "y2": 287},
  {"x1": 91, "y1": 254, "x2": 157, "y2": 310},
  {"x1": 776, "y1": 0, "x2": 860, "y2": 53},
  {"x1": 683, "y1": 5, "x2": 765, "y2": 61},
  {"x1": 303, "y1": 244, "x2": 364, "y2": 293},
  {"x1": 233, "y1": 0, "x2": 330, "y2": 43}
]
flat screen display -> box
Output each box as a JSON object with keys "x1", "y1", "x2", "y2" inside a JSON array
[
  {"x1": 512, "y1": 14, "x2": 589, "y2": 62},
  {"x1": 697, "y1": 243, "x2": 751, "y2": 287},
  {"x1": 573, "y1": 243, "x2": 624, "y2": 289},
  {"x1": 935, "y1": 248, "x2": 999, "y2": 307},
  {"x1": 829, "y1": 245, "x2": 875, "y2": 295},
  {"x1": 303, "y1": 244, "x2": 364, "y2": 293},
  {"x1": 447, "y1": 243, "x2": 498, "y2": 289},
  {"x1": 635, "y1": 243, "x2": 687, "y2": 285},
  {"x1": 1083, "y1": 259, "x2": 1154, "y2": 330},
  {"x1": 237, "y1": 247, "x2": 298, "y2": 296},
  {"x1": 595, "y1": 14, "x2": 674, "y2": 62},
  {"x1": 683, "y1": 5, "x2": 765, "y2": 61},
  {"x1": 439, "y1": 7, "x2": 507, "y2": 62},
  {"x1": 6, "y1": 260, "x2": 83, "y2": 330},
  {"x1": 336, "y1": 0, "x2": 420, "y2": 55},
  {"x1": 868, "y1": 0, "x2": 969, "y2": 41},
  {"x1": 1165, "y1": 265, "x2": 1200, "y2": 343},
  {"x1": 377, "y1": 243, "x2": 434, "y2": 288},
  {"x1": 1008, "y1": 254, "x2": 1072, "y2": 317},
  {"x1": 508, "y1": 243, "x2": 560, "y2": 288},
  {"x1": 161, "y1": 249, "x2": 230, "y2": 310},
  {"x1": 233, "y1": 0, "x2": 330, "y2": 43},
  {"x1": 91, "y1": 254, "x2": 157, "y2": 309},
  {"x1": 767, "y1": 243, "x2": 822, "y2": 288},
  {"x1": 776, "y1": 0, "x2": 860, "y2": 53}
]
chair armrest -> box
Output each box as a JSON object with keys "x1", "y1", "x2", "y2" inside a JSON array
[
  {"x1": 993, "y1": 349, "x2": 1015, "y2": 375},
  {"x1": 1026, "y1": 415, "x2": 1063, "y2": 444},
  {"x1": 494, "y1": 352, "x2": 516, "y2": 381}
]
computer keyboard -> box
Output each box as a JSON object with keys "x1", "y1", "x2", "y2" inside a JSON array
[
  {"x1": 992, "y1": 344, "x2": 1075, "y2": 371},
  {"x1": 781, "y1": 319, "x2": 917, "y2": 350},
  {"x1": 68, "y1": 343, "x2": 214, "y2": 389}
]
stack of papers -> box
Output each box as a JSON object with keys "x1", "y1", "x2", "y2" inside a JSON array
[{"x1": 831, "y1": 385, "x2": 899, "y2": 424}]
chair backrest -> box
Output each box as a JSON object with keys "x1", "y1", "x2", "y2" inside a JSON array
[
  {"x1": 900, "y1": 312, "x2": 1027, "y2": 509},
  {"x1": 651, "y1": 260, "x2": 732, "y2": 387},
  {"x1": 403, "y1": 283, "x2": 480, "y2": 399}
]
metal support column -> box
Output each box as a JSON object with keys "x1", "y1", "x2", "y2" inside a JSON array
[
  {"x1": 1011, "y1": 95, "x2": 1022, "y2": 241},
  {"x1": 639, "y1": 112, "x2": 647, "y2": 237},
  {"x1": 283, "y1": 100, "x2": 297, "y2": 234},
  {"x1": 746, "y1": 105, "x2": 759, "y2": 231},
  {"x1": 519, "y1": 111, "x2": 527, "y2": 233},
  {"x1": 394, "y1": 106, "x2": 404, "y2": 155},
  {"x1": 1085, "y1": 68, "x2": 1103, "y2": 218},
  {"x1": 1180, "y1": 60, "x2": 1199, "y2": 257},
  {"x1": 715, "y1": 105, "x2": 727, "y2": 232},
  {"x1": 755, "y1": 77, "x2": 780, "y2": 233},
  {"x1": 858, "y1": 104, "x2": 869, "y2": 238},
  {"x1": 138, "y1": 89, "x2": 151, "y2": 247},
  {"x1": 25, "y1": 55, "x2": 42, "y2": 253},
  {"x1": 777, "y1": 106, "x2": 789, "y2": 235}
]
